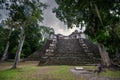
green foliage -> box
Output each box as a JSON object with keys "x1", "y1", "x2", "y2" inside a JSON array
[
  {"x1": 96, "y1": 30, "x2": 110, "y2": 44},
  {"x1": 0, "y1": 22, "x2": 54, "y2": 59},
  {"x1": 53, "y1": 0, "x2": 120, "y2": 57},
  {"x1": 0, "y1": 0, "x2": 53, "y2": 60},
  {"x1": 115, "y1": 23, "x2": 120, "y2": 39},
  {"x1": 8, "y1": 29, "x2": 19, "y2": 59},
  {"x1": 0, "y1": 24, "x2": 10, "y2": 56}
]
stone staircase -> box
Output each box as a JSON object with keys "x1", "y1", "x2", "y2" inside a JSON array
[
  {"x1": 57, "y1": 39, "x2": 82, "y2": 53},
  {"x1": 45, "y1": 36, "x2": 57, "y2": 56},
  {"x1": 40, "y1": 38, "x2": 101, "y2": 65},
  {"x1": 78, "y1": 39, "x2": 101, "y2": 64}
]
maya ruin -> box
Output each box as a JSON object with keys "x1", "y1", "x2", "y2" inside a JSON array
[{"x1": 27, "y1": 30, "x2": 101, "y2": 65}]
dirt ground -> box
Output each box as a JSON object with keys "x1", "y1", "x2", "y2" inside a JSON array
[{"x1": 70, "y1": 68, "x2": 120, "y2": 80}]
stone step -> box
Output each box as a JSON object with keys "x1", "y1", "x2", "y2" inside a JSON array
[
  {"x1": 50, "y1": 43, "x2": 56, "y2": 47},
  {"x1": 38, "y1": 39, "x2": 101, "y2": 65},
  {"x1": 46, "y1": 49, "x2": 54, "y2": 52},
  {"x1": 43, "y1": 56, "x2": 100, "y2": 59},
  {"x1": 84, "y1": 49, "x2": 90, "y2": 52},
  {"x1": 54, "y1": 52, "x2": 87, "y2": 55},
  {"x1": 52, "y1": 42, "x2": 57, "y2": 44},
  {"x1": 46, "y1": 53, "x2": 100, "y2": 59},
  {"x1": 56, "y1": 53, "x2": 87, "y2": 56},
  {"x1": 44, "y1": 57, "x2": 101, "y2": 65},
  {"x1": 82, "y1": 46, "x2": 88, "y2": 49},
  {"x1": 45, "y1": 52, "x2": 55, "y2": 56},
  {"x1": 50, "y1": 56, "x2": 98, "y2": 59},
  {"x1": 87, "y1": 53, "x2": 93, "y2": 56},
  {"x1": 49, "y1": 46, "x2": 56, "y2": 49}
]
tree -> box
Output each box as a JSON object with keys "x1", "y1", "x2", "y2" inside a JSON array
[
  {"x1": 40, "y1": 26, "x2": 54, "y2": 41},
  {"x1": 0, "y1": 1, "x2": 54, "y2": 68},
  {"x1": 9, "y1": 0, "x2": 47, "y2": 69},
  {"x1": 1, "y1": 19, "x2": 14, "y2": 62},
  {"x1": 0, "y1": 23, "x2": 9, "y2": 59},
  {"x1": 0, "y1": 0, "x2": 47, "y2": 68},
  {"x1": 53, "y1": 0, "x2": 120, "y2": 67}
]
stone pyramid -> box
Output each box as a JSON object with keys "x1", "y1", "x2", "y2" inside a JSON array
[{"x1": 26, "y1": 31, "x2": 101, "y2": 65}]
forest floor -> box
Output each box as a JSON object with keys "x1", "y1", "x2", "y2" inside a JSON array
[{"x1": 0, "y1": 61, "x2": 120, "y2": 80}]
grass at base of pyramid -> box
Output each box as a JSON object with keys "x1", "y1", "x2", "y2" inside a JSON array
[{"x1": 0, "y1": 61, "x2": 120, "y2": 80}]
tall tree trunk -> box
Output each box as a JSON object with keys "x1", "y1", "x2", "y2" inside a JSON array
[
  {"x1": 98, "y1": 43, "x2": 111, "y2": 67},
  {"x1": 115, "y1": 48, "x2": 120, "y2": 62},
  {"x1": 1, "y1": 29, "x2": 12, "y2": 62},
  {"x1": 12, "y1": 27, "x2": 25, "y2": 69}
]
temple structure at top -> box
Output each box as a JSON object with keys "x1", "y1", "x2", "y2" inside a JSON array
[{"x1": 49, "y1": 30, "x2": 87, "y2": 40}]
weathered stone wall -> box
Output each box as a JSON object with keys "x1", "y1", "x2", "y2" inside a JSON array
[{"x1": 56, "y1": 39, "x2": 82, "y2": 53}]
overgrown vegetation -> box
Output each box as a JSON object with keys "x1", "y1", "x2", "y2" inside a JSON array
[
  {"x1": 0, "y1": 24, "x2": 53, "y2": 59},
  {"x1": 53, "y1": 0, "x2": 120, "y2": 67},
  {"x1": 0, "y1": 0, "x2": 54, "y2": 68}
]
